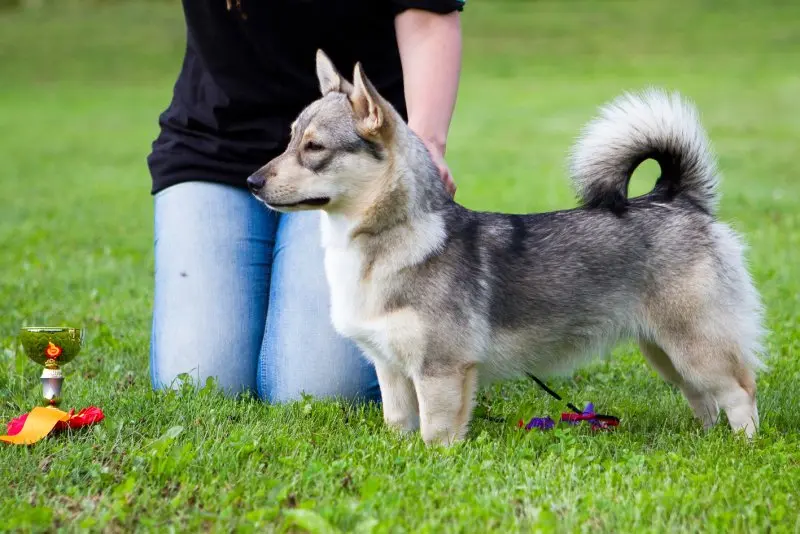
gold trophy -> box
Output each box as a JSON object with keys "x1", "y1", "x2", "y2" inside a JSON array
[{"x1": 19, "y1": 326, "x2": 84, "y2": 405}]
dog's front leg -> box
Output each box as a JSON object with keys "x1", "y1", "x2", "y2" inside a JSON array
[
  {"x1": 374, "y1": 361, "x2": 419, "y2": 433},
  {"x1": 414, "y1": 363, "x2": 478, "y2": 447}
]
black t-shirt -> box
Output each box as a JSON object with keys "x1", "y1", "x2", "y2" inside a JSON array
[{"x1": 147, "y1": 0, "x2": 465, "y2": 195}]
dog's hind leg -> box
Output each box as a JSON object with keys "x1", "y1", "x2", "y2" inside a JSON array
[
  {"x1": 643, "y1": 230, "x2": 764, "y2": 437},
  {"x1": 413, "y1": 363, "x2": 478, "y2": 446},
  {"x1": 639, "y1": 340, "x2": 719, "y2": 429},
  {"x1": 649, "y1": 335, "x2": 759, "y2": 438},
  {"x1": 713, "y1": 369, "x2": 759, "y2": 438}
]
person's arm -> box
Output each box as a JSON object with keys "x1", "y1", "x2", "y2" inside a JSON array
[{"x1": 395, "y1": 7, "x2": 463, "y2": 196}]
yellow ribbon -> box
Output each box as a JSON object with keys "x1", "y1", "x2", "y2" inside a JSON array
[{"x1": 0, "y1": 406, "x2": 71, "y2": 445}]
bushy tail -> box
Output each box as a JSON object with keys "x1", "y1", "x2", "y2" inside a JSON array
[{"x1": 569, "y1": 88, "x2": 720, "y2": 215}]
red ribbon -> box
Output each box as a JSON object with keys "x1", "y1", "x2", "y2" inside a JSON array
[
  {"x1": 561, "y1": 411, "x2": 619, "y2": 430},
  {"x1": 6, "y1": 406, "x2": 104, "y2": 436}
]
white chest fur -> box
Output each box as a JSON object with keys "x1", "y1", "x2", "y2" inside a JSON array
[
  {"x1": 319, "y1": 213, "x2": 388, "y2": 359},
  {"x1": 319, "y1": 211, "x2": 446, "y2": 369},
  {"x1": 323, "y1": 247, "x2": 371, "y2": 340}
]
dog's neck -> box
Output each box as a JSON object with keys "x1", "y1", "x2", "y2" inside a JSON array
[
  {"x1": 397, "y1": 127, "x2": 453, "y2": 213},
  {"x1": 321, "y1": 123, "x2": 451, "y2": 252},
  {"x1": 320, "y1": 204, "x2": 446, "y2": 282}
]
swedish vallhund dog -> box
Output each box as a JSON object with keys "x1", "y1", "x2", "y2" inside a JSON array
[{"x1": 247, "y1": 50, "x2": 765, "y2": 446}]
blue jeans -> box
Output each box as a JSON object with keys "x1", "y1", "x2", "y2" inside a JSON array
[{"x1": 149, "y1": 181, "x2": 381, "y2": 403}]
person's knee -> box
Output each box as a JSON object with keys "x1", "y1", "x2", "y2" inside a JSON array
[
  {"x1": 150, "y1": 330, "x2": 259, "y2": 396},
  {"x1": 258, "y1": 338, "x2": 381, "y2": 404},
  {"x1": 259, "y1": 211, "x2": 381, "y2": 404},
  {"x1": 150, "y1": 181, "x2": 275, "y2": 397}
]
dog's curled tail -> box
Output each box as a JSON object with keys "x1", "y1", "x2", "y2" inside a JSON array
[{"x1": 569, "y1": 88, "x2": 719, "y2": 215}]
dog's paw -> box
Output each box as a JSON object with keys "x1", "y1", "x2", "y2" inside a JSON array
[
  {"x1": 420, "y1": 425, "x2": 467, "y2": 447},
  {"x1": 384, "y1": 413, "x2": 419, "y2": 434}
]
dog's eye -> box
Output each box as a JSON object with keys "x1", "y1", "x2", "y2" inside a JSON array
[{"x1": 305, "y1": 141, "x2": 326, "y2": 152}]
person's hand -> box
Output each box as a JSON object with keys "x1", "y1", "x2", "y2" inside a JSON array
[{"x1": 420, "y1": 138, "x2": 456, "y2": 197}]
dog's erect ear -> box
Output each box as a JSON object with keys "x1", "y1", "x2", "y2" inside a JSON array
[
  {"x1": 349, "y1": 62, "x2": 385, "y2": 135},
  {"x1": 315, "y1": 49, "x2": 353, "y2": 96}
]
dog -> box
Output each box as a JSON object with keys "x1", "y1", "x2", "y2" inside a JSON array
[{"x1": 246, "y1": 50, "x2": 766, "y2": 446}]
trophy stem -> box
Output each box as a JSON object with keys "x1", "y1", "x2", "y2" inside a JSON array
[{"x1": 41, "y1": 367, "x2": 64, "y2": 405}]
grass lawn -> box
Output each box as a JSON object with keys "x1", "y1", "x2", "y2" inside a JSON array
[{"x1": 1, "y1": 1, "x2": 799, "y2": 532}]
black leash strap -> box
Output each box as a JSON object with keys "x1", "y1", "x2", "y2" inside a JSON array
[
  {"x1": 478, "y1": 372, "x2": 620, "y2": 426},
  {"x1": 526, "y1": 372, "x2": 621, "y2": 426},
  {"x1": 525, "y1": 372, "x2": 583, "y2": 415}
]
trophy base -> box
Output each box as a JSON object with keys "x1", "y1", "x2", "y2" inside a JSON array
[{"x1": 41, "y1": 368, "x2": 63, "y2": 405}]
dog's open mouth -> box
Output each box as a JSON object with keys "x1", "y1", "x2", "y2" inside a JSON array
[{"x1": 268, "y1": 197, "x2": 330, "y2": 208}]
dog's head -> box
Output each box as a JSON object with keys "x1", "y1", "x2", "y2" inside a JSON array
[{"x1": 247, "y1": 50, "x2": 399, "y2": 215}]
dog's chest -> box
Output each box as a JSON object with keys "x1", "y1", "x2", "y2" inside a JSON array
[
  {"x1": 319, "y1": 212, "x2": 446, "y2": 370},
  {"x1": 323, "y1": 248, "x2": 392, "y2": 355},
  {"x1": 325, "y1": 248, "x2": 366, "y2": 327}
]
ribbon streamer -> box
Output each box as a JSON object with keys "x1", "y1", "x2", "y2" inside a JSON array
[
  {"x1": 1, "y1": 406, "x2": 104, "y2": 445},
  {"x1": 518, "y1": 403, "x2": 619, "y2": 432}
]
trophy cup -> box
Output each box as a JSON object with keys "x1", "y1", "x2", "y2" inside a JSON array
[{"x1": 19, "y1": 326, "x2": 84, "y2": 405}]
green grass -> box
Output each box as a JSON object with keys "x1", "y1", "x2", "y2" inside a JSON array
[{"x1": 1, "y1": 1, "x2": 799, "y2": 532}]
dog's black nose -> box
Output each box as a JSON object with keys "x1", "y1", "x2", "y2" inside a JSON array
[{"x1": 247, "y1": 174, "x2": 265, "y2": 192}]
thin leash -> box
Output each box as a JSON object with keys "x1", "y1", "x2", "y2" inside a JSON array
[
  {"x1": 525, "y1": 372, "x2": 620, "y2": 426},
  {"x1": 480, "y1": 372, "x2": 620, "y2": 426},
  {"x1": 525, "y1": 372, "x2": 584, "y2": 415}
]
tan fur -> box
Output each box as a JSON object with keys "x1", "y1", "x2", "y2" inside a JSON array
[
  {"x1": 414, "y1": 365, "x2": 478, "y2": 445},
  {"x1": 633, "y1": 252, "x2": 760, "y2": 436},
  {"x1": 374, "y1": 360, "x2": 419, "y2": 433},
  {"x1": 301, "y1": 125, "x2": 318, "y2": 145},
  {"x1": 455, "y1": 364, "x2": 479, "y2": 437},
  {"x1": 349, "y1": 62, "x2": 394, "y2": 141},
  {"x1": 353, "y1": 186, "x2": 409, "y2": 280},
  {"x1": 639, "y1": 341, "x2": 720, "y2": 429}
]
